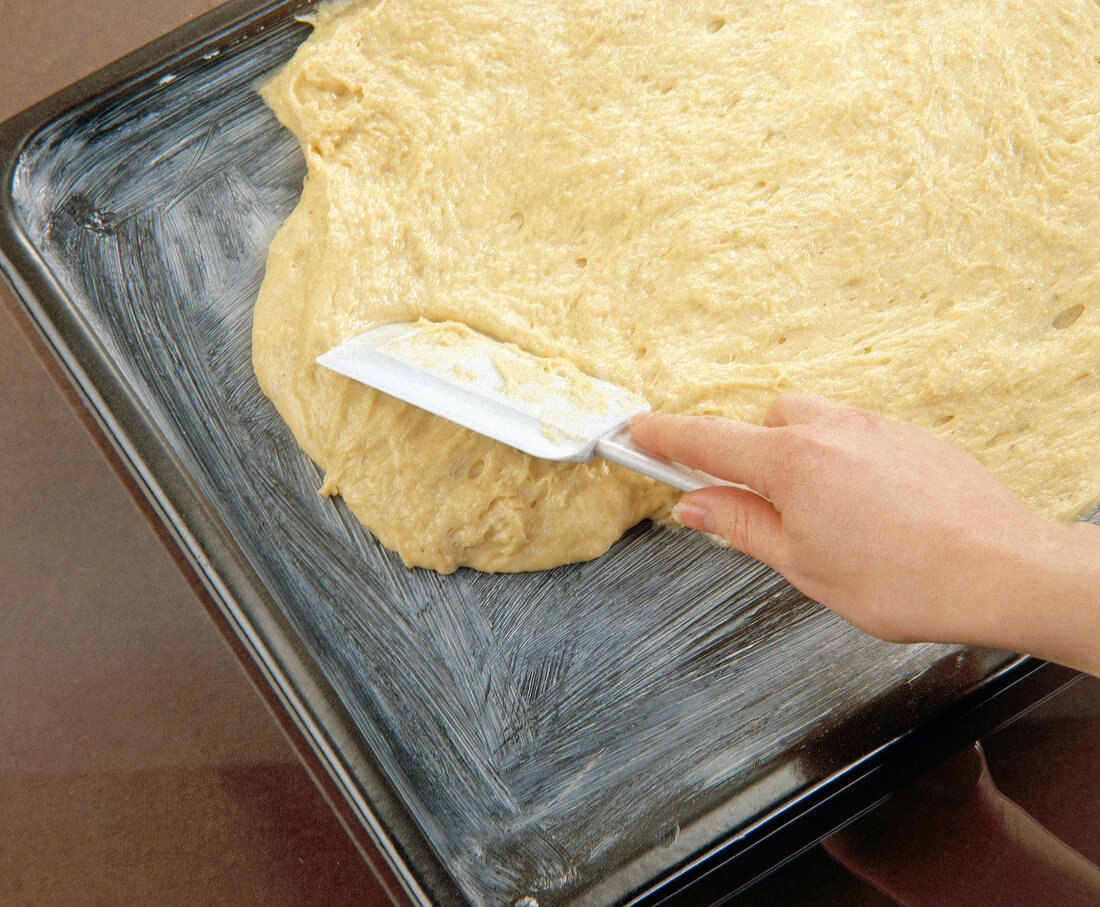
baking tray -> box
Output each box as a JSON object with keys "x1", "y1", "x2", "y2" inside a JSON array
[{"x1": 0, "y1": 2, "x2": 1088, "y2": 904}]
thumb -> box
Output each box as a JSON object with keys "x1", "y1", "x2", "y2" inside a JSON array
[{"x1": 673, "y1": 485, "x2": 783, "y2": 566}]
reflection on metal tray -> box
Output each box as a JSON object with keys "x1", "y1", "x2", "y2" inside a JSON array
[{"x1": 0, "y1": 2, "x2": 1089, "y2": 904}]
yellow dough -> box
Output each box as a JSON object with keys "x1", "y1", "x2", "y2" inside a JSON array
[{"x1": 253, "y1": 0, "x2": 1100, "y2": 573}]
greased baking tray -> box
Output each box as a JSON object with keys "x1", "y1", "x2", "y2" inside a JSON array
[{"x1": 0, "y1": 3, "x2": 1087, "y2": 904}]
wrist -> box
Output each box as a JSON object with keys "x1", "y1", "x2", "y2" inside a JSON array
[{"x1": 981, "y1": 520, "x2": 1100, "y2": 677}]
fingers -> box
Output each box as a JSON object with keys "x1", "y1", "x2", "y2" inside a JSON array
[
  {"x1": 631, "y1": 413, "x2": 785, "y2": 561},
  {"x1": 630, "y1": 413, "x2": 775, "y2": 496},
  {"x1": 763, "y1": 393, "x2": 842, "y2": 427},
  {"x1": 674, "y1": 485, "x2": 784, "y2": 567},
  {"x1": 823, "y1": 743, "x2": 993, "y2": 890},
  {"x1": 825, "y1": 742, "x2": 1100, "y2": 906}
]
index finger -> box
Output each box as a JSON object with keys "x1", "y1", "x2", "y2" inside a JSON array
[{"x1": 630, "y1": 413, "x2": 776, "y2": 497}]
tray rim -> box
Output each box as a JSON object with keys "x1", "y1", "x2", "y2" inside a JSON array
[{"x1": 0, "y1": 3, "x2": 1081, "y2": 905}]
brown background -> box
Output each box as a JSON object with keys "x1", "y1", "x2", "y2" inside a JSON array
[
  {"x1": 0, "y1": 1, "x2": 398, "y2": 904},
  {"x1": 1, "y1": 2, "x2": 1098, "y2": 906}
]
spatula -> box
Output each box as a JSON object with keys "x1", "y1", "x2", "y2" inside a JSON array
[{"x1": 316, "y1": 320, "x2": 729, "y2": 492}]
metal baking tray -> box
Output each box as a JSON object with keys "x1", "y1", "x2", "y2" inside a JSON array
[{"x1": 0, "y1": 2, "x2": 1088, "y2": 904}]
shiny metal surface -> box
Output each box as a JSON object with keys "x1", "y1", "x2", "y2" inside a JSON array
[{"x1": 0, "y1": 3, "x2": 1091, "y2": 904}]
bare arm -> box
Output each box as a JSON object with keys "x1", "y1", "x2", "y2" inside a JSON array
[{"x1": 631, "y1": 394, "x2": 1100, "y2": 676}]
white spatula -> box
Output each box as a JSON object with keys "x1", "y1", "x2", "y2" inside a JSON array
[{"x1": 316, "y1": 320, "x2": 728, "y2": 492}]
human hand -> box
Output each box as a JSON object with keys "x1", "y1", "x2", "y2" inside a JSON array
[
  {"x1": 631, "y1": 395, "x2": 1100, "y2": 671},
  {"x1": 824, "y1": 742, "x2": 1100, "y2": 906}
]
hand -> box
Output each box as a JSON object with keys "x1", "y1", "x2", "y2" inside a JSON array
[
  {"x1": 631, "y1": 395, "x2": 1100, "y2": 673},
  {"x1": 825, "y1": 742, "x2": 1100, "y2": 906}
]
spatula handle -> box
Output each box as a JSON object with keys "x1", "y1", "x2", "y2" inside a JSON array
[{"x1": 594, "y1": 426, "x2": 737, "y2": 493}]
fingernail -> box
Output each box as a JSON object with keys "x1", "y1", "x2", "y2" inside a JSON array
[
  {"x1": 672, "y1": 501, "x2": 711, "y2": 532},
  {"x1": 629, "y1": 412, "x2": 652, "y2": 429}
]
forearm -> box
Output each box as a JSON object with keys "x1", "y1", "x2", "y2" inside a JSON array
[{"x1": 979, "y1": 520, "x2": 1100, "y2": 678}]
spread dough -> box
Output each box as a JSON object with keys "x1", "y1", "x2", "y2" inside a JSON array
[{"x1": 254, "y1": 0, "x2": 1100, "y2": 573}]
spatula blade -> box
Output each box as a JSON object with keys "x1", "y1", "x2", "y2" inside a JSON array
[{"x1": 317, "y1": 321, "x2": 650, "y2": 462}]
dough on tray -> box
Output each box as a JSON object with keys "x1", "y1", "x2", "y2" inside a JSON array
[{"x1": 253, "y1": 0, "x2": 1100, "y2": 573}]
